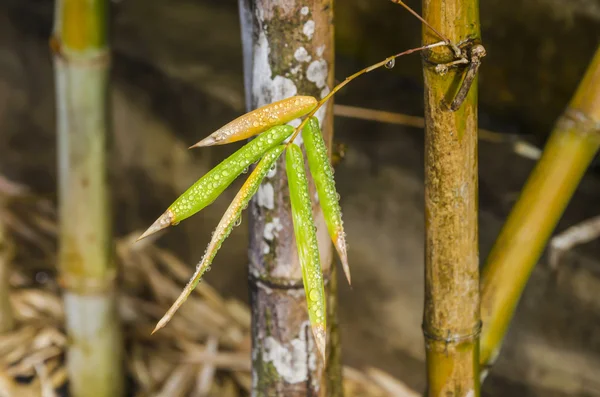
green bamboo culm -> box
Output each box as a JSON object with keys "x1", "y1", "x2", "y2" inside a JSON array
[
  {"x1": 286, "y1": 143, "x2": 327, "y2": 361},
  {"x1": 52, "y1": 1, "x2": 124, "y2": 396},
  {"x1": 479, "y1": 46, "x2": 600, "y2": 375},
  {"x1": 422, "y1": 0, "x2": 482, "y2": 395}
]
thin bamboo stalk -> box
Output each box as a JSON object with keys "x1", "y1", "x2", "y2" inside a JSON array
[
  {"x1": 0, "y1": 221, "x2": 15, "y2": 333},
  {"x1": 479, "y1": 46, "x2": 600, "y2": 373},
  {"x1": 238, "y1": 0, "x2": 342, "y2": 395},
  {"x1": 422, "y1": 0, "x2": 482, "y2": 395},
  {"x1": 52, "y1": 1, "x2": 123, "y2": 396}
]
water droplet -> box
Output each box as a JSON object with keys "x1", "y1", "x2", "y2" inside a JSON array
[
  {"x1": 234, "y1": 217, "x2": 242, "y2": 227},
  {"x1": 242, "y1": 167, "x2": 249, "y2": 174},
  {"x1": 309, "y1": 289, "x2": 319, "y2": 301},
  {"x1": 173, "y1": 221, "x2": 180, "y2": 226},
  {"x1": 385, "y1": 58, "x2": 395, "y2": 69}
]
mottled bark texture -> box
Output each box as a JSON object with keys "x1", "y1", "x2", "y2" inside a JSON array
[
  {"x1": 422, "y1": 0, "x2": 481, "y2": 396},
  {"x1": 238, "y1": 0, "x2": 341, "y2": 396},
  {"x1": 480, "y1": 46, "x2": 600, "y2": 372},
  {"x1": 53, "y1": 1, "x2": 123, "y2": 396}
]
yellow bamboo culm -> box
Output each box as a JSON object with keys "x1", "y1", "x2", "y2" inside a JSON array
[
  {"x1": 421, "y1": 0, "x2": 482, "y2": 395},
  {"x1": 53, "y1": 1, "x2": 123, "y2": 396},
  {"x1": 480, "y1": 46, "x2": 600, "y2": 372}
]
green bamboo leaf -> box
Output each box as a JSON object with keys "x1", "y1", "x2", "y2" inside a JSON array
[
  {"x1": 302, "y1": 117, "x2": 351, "y2": 285},
  {"x1": 191, "y1": 96, "x2": 317, "y2": 148},
  {"x1": 286, "y1": 143, "x2": 327, "y2": 361},
  {"x1": 153, "y1": 145, "x2": 285, "y2": 333},
  {"x1": 138, "y1": 125, "x2": 294, "y2": 241}
]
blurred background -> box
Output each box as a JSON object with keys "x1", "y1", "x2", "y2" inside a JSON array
[{"x1": 0, "y1": 0, "x2": 599, "y2": 396}]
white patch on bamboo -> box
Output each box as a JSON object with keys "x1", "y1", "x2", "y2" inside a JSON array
[
  {"x1": 303, "y1": 20, "x2": 315, "y2": 39},
  {"x1": 301, "y1": 6, "x2": 309, "y2": 16},
  {"x1": 294, "y1": 47, "x2": 311, "y2": 63},
  {"x1": 316, "y1": 45, "x2": 325, "y2": 57},
  {"x1": 252, "y1": 31, "x2": 298, "y2": 108},
  {"x1": 465, "y1": 390, "x2": 475, "y2": 397},
  {"x1": 263, "y1": 334, "x2": 309, "y2": 383},
  {"x1": 264, "y1": 217, "x2": 283, "y2": 241},
  {"x1": 257, "y1": 182, "x2": 275, "y2": 209},
  {"x1": 306, "y1": 59, "x2": 330, "y2": 128}
]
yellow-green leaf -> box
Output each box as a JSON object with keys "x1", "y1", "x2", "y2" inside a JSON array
[
  {"x1": 302, "y1": 117, "x2": 352, "y2": 284},
  {"x1": 138, "y1": 125, "x2": 294, "y2": 241},
  {"x1": 285, "y1": 143, "x2": 327, "y2": 361},
  {"x1": 302, "y1": 117, "x2": 350, "y2": 285},
  {"x1": 191, "y1": 96, "x2": 317, "y2": 148},
  {"x1": 152, "y1": 145, "x2": 285, "y2": 333}
]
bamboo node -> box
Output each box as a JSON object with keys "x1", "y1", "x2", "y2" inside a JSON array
[
  {"x1": 561, "y1": 108, "x2": 600, "y2": 136},
  {"x1": 57, "y1": 269, "x2": 117, "y2": 295},
  {"x1": 248, "y1": 272, "x2": 331, "y2": 291},
  {"x1": 422, "y1": 321, "x2": 482, "y2": 344},
  {"x1": 50, "y1": 36, "x2": 111, "y2": 67}
]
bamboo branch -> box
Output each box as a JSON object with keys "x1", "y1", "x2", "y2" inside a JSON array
[
  {"x1": 52, "y1": 0, "x2": 123, "y2": 396},
  {"x1": 422, "y1": 0, "x2": 482, "y2": 395},
  {"x1": 238, "y1": 0, "x2": 343, "y2": 395},
  {"x1": 480, "y1": 46, "x2": 600, "y2": 375}
]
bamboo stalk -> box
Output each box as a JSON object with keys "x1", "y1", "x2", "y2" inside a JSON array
[
  {"x1": 422, "y1": 0, "x2": 482, "y2": 395},
  {"x1": 479, "y1": 46, "x2": 600, "y2": 373},
  {"x1": 238, "y1": 0, "x2": 342, "y2": 395},
  {"x1": 0, "y1": 221, "x2": 15, "y2": 333},
  {"x1": 52, "y1": 1, "x2": 123, "y2": 396}
]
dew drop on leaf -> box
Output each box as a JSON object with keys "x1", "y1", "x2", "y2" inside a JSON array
[
  {"x1": 309, "y1": 288, "x2": 319, "y2": 301},
  {"x1": 385, "y1": 58, "x2": 395, "y2": 69}
]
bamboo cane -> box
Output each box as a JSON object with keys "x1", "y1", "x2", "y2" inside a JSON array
[
  {"x1": 421, "y1": 0, "x2": 482, "y2": 395},
  {"x1": 52, "y1": 1, "x2": 123, "y2": 396},
  {"x1": 238, "y1": 0, "x2": 343, "y2": 395},
  {"x1": 479, "y1": 46, "x2": 600, "y2": 373},
  {"x1": 0, "y1": 220, "x2": 15, "y2": 333}
]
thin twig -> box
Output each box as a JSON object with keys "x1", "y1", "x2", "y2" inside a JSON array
[
  {"x1": 389, "y1": 0, "x2": 461, "y2": 57},
  {"x1": 286, "y1": 41, "x2": 447, "y2": 146}
]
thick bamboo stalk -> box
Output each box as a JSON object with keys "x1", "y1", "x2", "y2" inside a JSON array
[
  {"x1": 52, "y1": 1, "x2": 123, "y2": 396},
  {"x1": 0, "y1": 221, "x2": 15, "y2": 333},
  {"x1": 480, "y1": 46, "x2": 600, "y2": 373},
  {"x1": 238, "y1": 0, "x2": 342, "y2": 395},
  {"x1": 422, "y1": 0, "x2": 481, "y2": 396}
]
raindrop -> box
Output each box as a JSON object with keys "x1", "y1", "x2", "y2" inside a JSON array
[
  {"x1": 234, "y1": 217, "x2": 242, "y2": 227},
  {"x1": 385, "y1": 58, "x2": 395, "y2": 69},
  {"x1": 309, "y1": 288, "x2": 319, "y2": 301}
]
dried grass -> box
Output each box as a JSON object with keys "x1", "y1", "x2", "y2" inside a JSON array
[{"x1": 0, "y1": 177, "x2": 417, "y2": 397}]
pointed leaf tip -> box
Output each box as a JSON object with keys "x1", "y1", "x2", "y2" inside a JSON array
[
  {"x1": 137, "y1": 210, "x2": 175, "y2": 242},
  {"x1": 191, "y1": 96, "x2": 317, "y2": 147},
  {"x1": 336, "y1": 233, "x2": 351, "y2": 285},
  {"x1": 189, "y1": 135, "x2": 216, "y2": 149},
  {"x1": 313, "y1": 324, "x2": 327, "y2": 362}
]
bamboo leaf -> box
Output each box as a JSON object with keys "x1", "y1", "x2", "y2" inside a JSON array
[
  {"x1": 138, "y1": 125, "x2": 294, "y2": 241},
  {"x1": 152, "y1": 145, "x2": 285, "y2": 333},
  {"x1": 191, "y1": 96, "x2": 317, "y2": 148},
  {"x1": 302, "y1": 117, "x2": 351, "y2": 285},
  {"x1": 285, "y1": 143, "x2": 327, "y2": 361}
]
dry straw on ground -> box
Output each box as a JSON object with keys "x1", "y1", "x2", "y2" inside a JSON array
[{"x1": 0, "y1": 176, "x2": 417, "y2": 397}]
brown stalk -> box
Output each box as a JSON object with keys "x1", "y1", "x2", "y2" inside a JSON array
[{"x1": 421, "y1": 0, "x2": 482, "y2": 395}]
